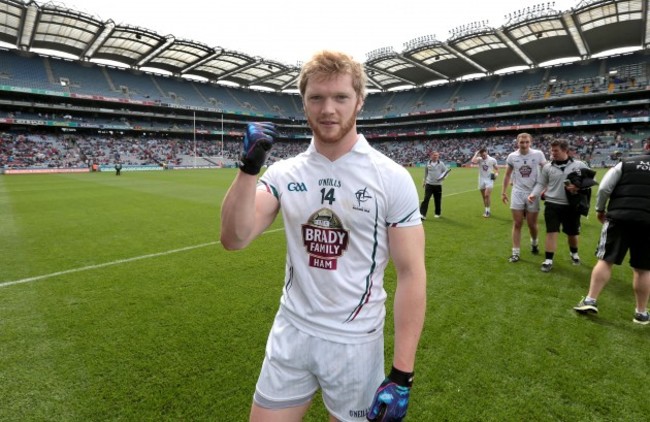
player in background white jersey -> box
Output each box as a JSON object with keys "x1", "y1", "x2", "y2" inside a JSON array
[
  {"x1": 471, "y1": 147, "x2": 499, "y2": 218},
  {"x1": 220, "y1": 51, "x2": 426, "y2": 422},
  {"x1": 501, "y1": 133, "x2": 547, "y2": 263}
]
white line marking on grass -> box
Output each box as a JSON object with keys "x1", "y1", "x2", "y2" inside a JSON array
[
  {"x1": 2, "y1": 189, "x2": 473, "y2": 290},
  {"x1": 443, "y1": 189, "x2": 475, "y2": 197},
  {"x1": 0, "y1": 228, "x2": 284, "y2": 289}
]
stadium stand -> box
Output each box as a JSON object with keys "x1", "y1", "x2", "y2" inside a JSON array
[{"x1": 1, "y1": 0, "x2": 649, "y2": 173}]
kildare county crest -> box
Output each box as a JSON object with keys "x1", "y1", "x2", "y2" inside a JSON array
[{"x1": 302, "y1": 208, "x2": 349, "y2": 270}]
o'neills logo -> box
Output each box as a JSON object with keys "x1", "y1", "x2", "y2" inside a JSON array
[{"x1": 302, "y1": 208, "x2": 349, "y2": 270}]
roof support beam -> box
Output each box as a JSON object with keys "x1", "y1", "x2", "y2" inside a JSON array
[
  {"x1": 399, "y1": 54, "x2": 449, "y2": 80},
  {"x1": 641, "y1": 0, "x2": 650, "y2": 49},
  {"x1": 19, "y1": 3, "x2": 38, "y2": 50},
  {"x1": 83, "y1": 20, "x2": 115, "y2": 60},
  {"x1": 365, "y1": 63, "x2": 416, "y2": 87},
  {"x1": 443, "y1": 45, "x2": 489, "y2": 74},
  {"x1": 563, "y1": 11, "x2": 589, "y2": 57},
  {"x1": 496, "y1": 29, "x2": 535, "y2": 66},
  {"x1": 181, "y1": 49, "x2": 223, "y2": 74},
  {"x1": 136, "y1": 35, "x2": 175, "y2": 68}
]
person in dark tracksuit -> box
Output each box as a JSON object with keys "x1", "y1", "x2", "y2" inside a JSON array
[{"x1": 574, "y1": 138, "x2": 650, "y2": 325}]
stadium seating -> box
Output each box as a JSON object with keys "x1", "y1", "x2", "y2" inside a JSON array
[
  {"x1": 0, "y1": 51, "x2": 51, "y2": 90},
  {"x1": 1, "y1": 48, "x2": 649, "y2": 171},
  {"x1": 47, "y1": 57, "x2": 115, "y2": 96}
]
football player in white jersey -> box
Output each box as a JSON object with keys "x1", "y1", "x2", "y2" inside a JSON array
[
  {"x1": 471, "y1": 147, "x2": 499, "y2": 217},
  {"x1": 220, "y1": 51, "x2": 426, "y2": 422},
  {"x1": 501, "y1": 133, "x2": 547, "y2": 263}
]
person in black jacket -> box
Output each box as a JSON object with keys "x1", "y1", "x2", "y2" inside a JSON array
[{"x1": 574, "y1": 138, "x2": 650, "y2": 325}]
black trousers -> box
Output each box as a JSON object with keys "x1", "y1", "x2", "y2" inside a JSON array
[{"x1": 420, "y1": 184, "x2": 442, "y2": 216}]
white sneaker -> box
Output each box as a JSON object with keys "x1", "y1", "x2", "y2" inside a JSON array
[
  {"x1": 570, "y1": 253, "x2": 580, "y2": 265},
  {"x1": 434, "y1": 215, "x2": 441, "y2": 218}
]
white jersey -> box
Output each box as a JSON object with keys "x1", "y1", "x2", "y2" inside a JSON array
[
  {"x1": 477, "y1": 155, "x2": 498, "y2": 180},
  {"x1": 258, "y1": 135, "x2": 421, "y2": 344},
  {"x1": 505, "y1": 148, "x2": 546, "y2": 192}
]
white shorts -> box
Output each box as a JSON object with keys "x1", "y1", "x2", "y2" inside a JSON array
[
  {"x1": 510, "y1": 189, "x2": 540, "y2": 212},
  {"x1": 478, "y1": 177, "x2": 494, "y2": 190},
  {"x1": 254, "y1": 311, "x2": 385, "y2": 421}
]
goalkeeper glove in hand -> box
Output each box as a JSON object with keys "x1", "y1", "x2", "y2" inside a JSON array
[
  {"x1": 367, "y1": 366, "x2": 413, "y2": 421},
  {"x1": 490, "y1": 173, "x2": 497, "y2": 180},
  {"x1": 239, "y1": 122, "x2": 278, "y2": 175}
]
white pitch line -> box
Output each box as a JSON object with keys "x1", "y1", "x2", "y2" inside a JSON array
[
  {"x1": 0, "y1": 228, "x2": 284, "y2": 289},
  {"x1": 443, "y1": 189, "x2": 475, "y2": 197},
  {"x1": 1, "y1": 190, "x2": 473, "y2": 289}
]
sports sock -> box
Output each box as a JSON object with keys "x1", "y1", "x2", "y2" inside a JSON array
[
  {"x1": 531, "y1": 238, "x2": 538, "y2": 246},
  {"x1": 512, "y1": 248, "x2": 520, "y2": 256},
  {"x1": 545, "y1": 252, "x2": 554, "y2": 260},
  {"x1": 570, "y1": 247, "x2": 578, "y2": 254}
]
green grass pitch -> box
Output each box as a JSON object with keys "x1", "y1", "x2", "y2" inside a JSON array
[{"x1": 1, "y1": 167, "x2": 648, "y2": 421}]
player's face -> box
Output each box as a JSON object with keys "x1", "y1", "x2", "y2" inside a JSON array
[
  {"x1": 303, "y1": 73, "x2": 363, "y2": 145},
  {"x1": 516, "y1": 136, "x2": 531, "y2": 154},
  {"x1": 431, "y1": 152, "x2": 439, "y2": 161},
  {"x1": 480, "y1": 151, "x2": 488, "y2": 160}
]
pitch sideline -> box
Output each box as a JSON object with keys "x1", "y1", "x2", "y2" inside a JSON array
[
  {"x1": 1, "y1": 189, "x2": 476, "y2": 289},
  {"x1": 0, "y1": 228, "x2": 284, "y2": 289}
]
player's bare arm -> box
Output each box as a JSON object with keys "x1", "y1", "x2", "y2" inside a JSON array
[
  {"x1": 501, "y1": 165, "x2": 514, "y2": 204},
  {"x1": 220, "y1": 173, "x2": 279, "y2": 250},
  {"x1": 388, "y1": 224, "x2": 426, "y2": 372}
]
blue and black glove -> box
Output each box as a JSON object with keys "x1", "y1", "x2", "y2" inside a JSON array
[
  {"x1": 367, "y1": 366, "x2": 413, "y2": 421},
  {"x1": 239, "y1": 122, "x2": 278, "y2": 175}
]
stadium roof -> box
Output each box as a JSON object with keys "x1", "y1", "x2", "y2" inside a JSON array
[{"x1": 0, "y1": 0, "x2": 648, "y2": 92}]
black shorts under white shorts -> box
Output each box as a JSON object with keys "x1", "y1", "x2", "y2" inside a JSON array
[{"x1": 595, "y1": 219, "x2": 650, "y2": 270}]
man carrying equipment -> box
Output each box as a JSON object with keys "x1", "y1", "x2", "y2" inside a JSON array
[
  {"x1": 527, "y1": 139, "x2": 591, "y2": 272},
  {"x1": 220, "y1": 50, "x2": 426, "y2": 422},
  {"x1": 471, "y1": 147, "x2": 499, "y2": 218}
]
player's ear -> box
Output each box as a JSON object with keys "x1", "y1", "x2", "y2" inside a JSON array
[{"x1": 356, "y1": 98, "x2": 364, "y2": 113}]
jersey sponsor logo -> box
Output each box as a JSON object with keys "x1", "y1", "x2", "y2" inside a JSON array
[
  {"x1": 287, "y1": 182, "x2": 308, "y2": 192},
  {"x1": 519, "y1": 164, "x2": 533, "y2": 178},
  {"x1": 302, "y1": 208, "x2": 349, "y2": 270}
]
